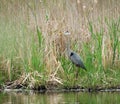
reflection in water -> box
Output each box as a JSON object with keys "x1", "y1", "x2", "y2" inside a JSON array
[{"x1": 0, "y1": 91, "x2": 120, "y2": 104}]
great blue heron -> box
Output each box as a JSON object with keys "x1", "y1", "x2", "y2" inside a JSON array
[{"x1": 64, "y1": 31, "x2": 86, "y2": 78}]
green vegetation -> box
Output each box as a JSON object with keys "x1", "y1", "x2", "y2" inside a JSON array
[{"x1": 0, "y1": 0, "x2": 120, "y2": 90}]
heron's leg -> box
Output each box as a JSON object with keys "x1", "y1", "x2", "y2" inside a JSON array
[{"x1": 75, "y1": 68, "x2": 79, "y2": 80}]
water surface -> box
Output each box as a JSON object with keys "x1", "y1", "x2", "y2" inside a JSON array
[{"x1": 0, "y1": 91, "x2": 120, "y2": 104}]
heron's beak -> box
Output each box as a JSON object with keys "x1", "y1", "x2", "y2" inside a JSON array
[{"x1": 64, "y1": 31, "x2": 70, "y2": 36}]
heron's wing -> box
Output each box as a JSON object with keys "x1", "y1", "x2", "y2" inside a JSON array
[{"x1": 70, "y1": 52, "x2": 86, "y2": 70}]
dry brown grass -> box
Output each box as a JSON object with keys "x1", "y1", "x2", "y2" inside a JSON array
[{"x1": 0, "y1": 0, "x2": 120, "y2": 88}]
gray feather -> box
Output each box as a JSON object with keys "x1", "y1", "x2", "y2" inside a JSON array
[{"x1": 69, "y1": 51, "x2": 86, "y2": 70}]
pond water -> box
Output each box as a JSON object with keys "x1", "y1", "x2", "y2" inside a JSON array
[{"x1": 0, "y1": 91, "x2": 120, "y2": 104}]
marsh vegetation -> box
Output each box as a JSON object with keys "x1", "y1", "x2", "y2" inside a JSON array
[{"x1": 0, "y1": 0, "x2": 120, "y2": 90}]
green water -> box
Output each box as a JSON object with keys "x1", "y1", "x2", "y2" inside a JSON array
[{"x1": 0, "y1": 91, "x2": 120, "y2": 104}]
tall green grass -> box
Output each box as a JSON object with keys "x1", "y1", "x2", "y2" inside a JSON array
[
  {"x1": 0, "y1": 0, "x2": 120, "y2": 89},
  {"x1": 106, "y1": 18, "x2": 120, "y2": 65}
]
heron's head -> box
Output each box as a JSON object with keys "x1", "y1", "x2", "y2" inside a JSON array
[{"x1": 64, "y1": 31, "x2": 71, "y2": 36}]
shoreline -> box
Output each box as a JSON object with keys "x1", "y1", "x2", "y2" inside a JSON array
[{"x1": 1, "y1": 85, "x2": 120, "y2": 93}]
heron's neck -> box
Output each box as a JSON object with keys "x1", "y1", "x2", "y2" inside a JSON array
[
  {"x1": 66, "y1": 39, "x2": 72, "y2": 56},
  {"x1": 66, "y1": 39, "x2": 70, "y2": 49}
]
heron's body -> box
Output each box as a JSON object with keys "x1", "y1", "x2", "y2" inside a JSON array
[
  {"x1": 67, "y1": 47, "x2": 87, "y2": 70},
  {"x1": 69, "y1": 51, "x2": 86, "y2": 70}
]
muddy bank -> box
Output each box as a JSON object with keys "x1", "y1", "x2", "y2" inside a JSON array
[
  {"x1": 0, "y1": 79, "x2": 120, "y2": 93},
  {"x1": 1, "y1": 88, "x2": 120, "y2": 94},
  {"x1": 1, "y1": 84, "x2": 120, "y2": 93}
]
